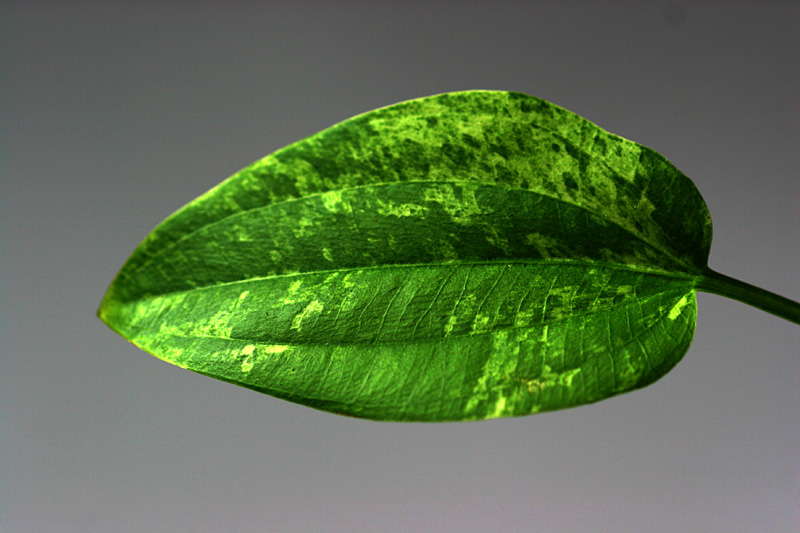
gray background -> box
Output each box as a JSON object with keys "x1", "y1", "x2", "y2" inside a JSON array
[{"x1": 4, "y1": 2, "x2": 798, "y2": 531}]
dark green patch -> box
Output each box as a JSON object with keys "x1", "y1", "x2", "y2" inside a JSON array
[
  {"x1": 563, "y1": 172, "x2": 579, "y2": 191},
  {"x1": 594, "y1": 135, "x2": 608, "y2": 153},
  {"x1": 490, "y1": 142, "x2": 509, "y2": 160},
  {"x1": 542, "y1": 180, "x2": 558, "y2": 194},
  {"x1": 441, "y1": 141, "x2": 471, "y2": 167},
  {"x1": 562, "y1": 140, "x2": 590, "y2": 177},
  {"x1": 462, "y1": 133, "x2": 481, "y2": 149}
]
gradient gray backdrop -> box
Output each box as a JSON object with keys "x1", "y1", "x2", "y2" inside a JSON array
[{"x1": 4, "y1": 2, "x2": 798, "y2": 531}]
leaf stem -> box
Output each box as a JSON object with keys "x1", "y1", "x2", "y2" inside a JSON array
[{"x1": 695, "y1": 268, "x2": 800, "y2": 325}]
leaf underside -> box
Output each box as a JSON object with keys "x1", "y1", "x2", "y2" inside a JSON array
[{"x1": 99, "y1": 91, "x2": 712, "y2": 421}]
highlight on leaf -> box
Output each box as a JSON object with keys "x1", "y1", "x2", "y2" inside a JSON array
[{"x1": 98, "y1": 90, "x2": 800, "y2": 421}]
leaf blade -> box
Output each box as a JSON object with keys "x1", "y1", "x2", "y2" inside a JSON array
[
  {"x1": 101, "y1": 260, "x2": 696, "y2": 420},
  {"x1": 100, "y1": 90, "x2": 712, "y2": 421}
]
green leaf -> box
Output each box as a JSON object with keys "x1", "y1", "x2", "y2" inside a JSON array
[{"x1": 99, "y1": 90, "x2": 800, "y2": 421}]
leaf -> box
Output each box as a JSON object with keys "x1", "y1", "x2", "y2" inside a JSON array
[{"x1": 98, "y1": 90, "x2": 800, "y2": 421}]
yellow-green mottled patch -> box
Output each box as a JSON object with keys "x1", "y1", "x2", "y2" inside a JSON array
[
  {"x1": 422, "y1": 183, "x2": 483, "y2": 224},
  {"x1": 321, "y1": 189, "x2": 353, "y2": 214},
  {"x1": 375, "y1": 199, "x2": 427, "y2": 218},
  {"x1": 263, "y1": 344, "x2": 290, "y2": 354},
  {"x1": 471, "y1": 313, "x2": 491, "y2": 334},
  {"x1": 291, "y1": 217, "x2": 316, "y2": 238},
  {"x1": 523, "y1": 365, "x2": 581, "y2": 394},
  {"x1": 443, "y1": 314, "x2": 458, "y2": 335},
  {"x1": 525, "y1": 232, "x2": 564, "y2": 259},
  {"x1": 669, "y1": 294, "x2": 691, "y2": 320},
  {"x1": 488, "y1": 396, "x2": 508, "y2": 418},
  {"x1": 241, "y1": 345, "x2": 256, "y2": 372},
  {"x1": 291, "y1": 300, "x2": 324, "y2": 331}
]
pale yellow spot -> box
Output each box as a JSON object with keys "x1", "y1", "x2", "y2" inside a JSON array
[
  {"x1": 323, "y1": 272, "x2": 340, "y2": 283},
  {"x1": 286, "y1": 158, "x2": 317, "y2": 195},
  {"x1": 668, "y1": 294, "x2": 690, "y2": 320},
  {"x1": 340, "y1": 273, "x2": 357, "y2": 290},
  {"x1": 541, "y1": 285, "x2": 579, "y2": 321},
  {"x1": 465, "y1": 330, "x2": 521, "y2": 417},
  {"x1": 422, "y1": 183, "x2": 482, "y2": 224},
  {"x1": 291, "y1": 217, "x2": 316, "y2": 238},
  {"x1": 538, "y1": 324, "x2": 549, "y2": 343},
  {"x1": 619, "y1": 359, "x2": 641, "y2": 388},
  {"x1": 525, "y1": 380, "x2": 545, "y2": 394},
  {"x1": 560, "y1": 368, "x2": 581, "y2": 388},
  {"x1": 263, "y1": 345, "x2": 290, "y2": 354},
  {"x1": 288, "y1": 280, "x2": 303, "y2": 293},
  {"x1": 525, "y1": 365, "x2": 580, "y2": 393},
  {"x1": 239, "y1": 291, "x2": 250, "y2": 301},
  {"x1": 241, "y1": 345, "x2": 256, "y2": 372},
  {"x1": 514, "y1": 308, "x2": 534, "y2": 328},
  {"x1": 279, "y1": 280, "x2": 305, "y2": 305},
  {"x1": 615, "y1": 285, "x2": 634, "y2": 295},
  {"x1": 471, "y1": 313, "x2": 491, "y2": 334},
  {"x1": 375, "y1": 199, "x2": 426, "y2": 218},
  {"x1": 524, "y1": 232, "x2": 561, "y2": 259},
  {"x1": 321, "y1": 190, "x2": 352, "y2": 213},
  {"x1": 291, "y1": 300, "x2": 324, "y2": 331},
  {"x1": 488, "y1": 396, "x2": 507, "y2": 418},
  {"x1": 465, "y1": 372, "x2": 490, "y2": 414},
  {"x1": 322, "y1": 247, "x2": 333, "y2": 262},
  {"x1": 443, "y1": 315, "x2": 458, "y2": 335},
  {"x1": 154, "y1": 295, "x2": 238, "y2": 339}
]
